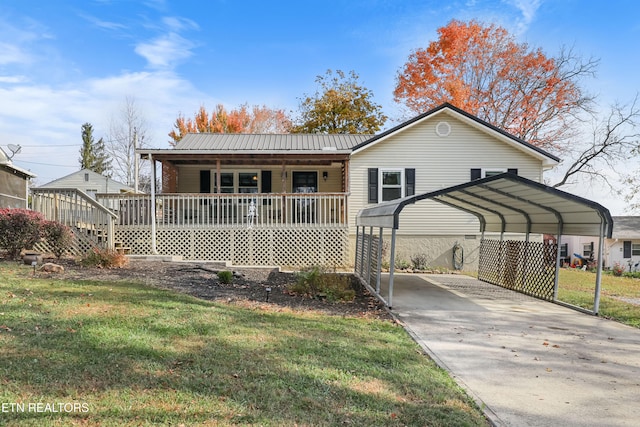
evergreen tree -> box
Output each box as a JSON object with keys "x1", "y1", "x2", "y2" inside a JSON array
[{"x1": 79, "y1": 123, "x2": 111, "y2": 175}]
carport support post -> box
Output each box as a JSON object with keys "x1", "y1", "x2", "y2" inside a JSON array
[
  {"x1": 359, "y1": 226, "x2": 366, "y2": 277},
  {"x1": 594, "y1": 220, "x2": 605, "y2": 315},
  {"x1": 376, "y1": 227, "x2": 383, "y2": 293},
  {"x1": 553, "y1": 229, "x2": 563, "y2": 301},
  {"x1": 354, "y1": 226, "x2": 360, "y2": 275},
  {"x1": 366, "y1": 226, "x2": 373, "y2": 286},
  {"x1": 388, "y1": 228, "x2": 397, "y2": 309}
]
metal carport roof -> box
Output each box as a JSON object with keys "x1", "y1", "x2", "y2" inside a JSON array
[
  {"x1": 355, "y1": 173, "x2": 613, "y2": 313},
  {"x1": 356, "y1": 173, "x2": 613, "y2": 238}
]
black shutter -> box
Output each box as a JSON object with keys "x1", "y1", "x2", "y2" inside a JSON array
[
  {"x1": 405, "y1": 168, "x2": 415, "y2": 197},
  {"x1": 199, "y1": 170, "x2": 211, "y2": 193},
  {"x1": 261, "y1": 170, "x2": 272, "y2": 193},
  {"x1": 368, "y1": 168, "x2": 378, "y2": 203},
  {"x1": 470, "y1": 168, "x2": 481, "y2": 180},
  {"x1": 507, "y1": 168, "x2": 518, "y2": 175},
  {"x1": 624, "y1": 241, "x2": 632, "y2": 258}
]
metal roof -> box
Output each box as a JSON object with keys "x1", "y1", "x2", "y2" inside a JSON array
[
  {"x1": 356, "y1": 173, "x2": 613, "y2": 238},
  {"x1": 175, "y1": 133, "x2": 372, "y2": 153},
  {"x1": 611, "y1": 216, "x2": 640, "y2": 239}
]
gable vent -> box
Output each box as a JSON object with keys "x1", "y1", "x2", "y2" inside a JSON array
[{"x1": 435, "y1": 121, "x2": 451, "y2": 137}]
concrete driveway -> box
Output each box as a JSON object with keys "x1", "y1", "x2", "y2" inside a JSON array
[{"x1": 382, "y1": 273, "x2": 640, "y2": 427}]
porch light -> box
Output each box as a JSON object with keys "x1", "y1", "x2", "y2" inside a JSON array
[{"x1": 322, "y1": 171, "x2": 328, "y2": 181}]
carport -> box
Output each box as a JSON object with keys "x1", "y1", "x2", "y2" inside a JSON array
[{"x1": 354, "y1": 173, "x2": 613, "y2": 314}]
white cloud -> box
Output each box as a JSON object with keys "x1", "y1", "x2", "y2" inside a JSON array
[
  {"x1": 504, "y1": 0, "x2": 542, "y2": 34},
  {"x1": 0, "y1": 42, "x2": 32, "y2": 65},
  {"x1": 135, "y1": 32, "x2": 195, "y2": 70}
]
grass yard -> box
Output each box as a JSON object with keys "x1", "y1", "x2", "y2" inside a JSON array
[
  {"x1": 557, "y1": 268, "x2": 640, "y2": 328},
  {"x1": 0, "y1": 262, "x2": 488, "y2": 426}
]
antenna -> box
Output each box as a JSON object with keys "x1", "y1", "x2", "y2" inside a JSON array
[{"x1": 6, "y1": 144, "x2": 21, "y2": 160}]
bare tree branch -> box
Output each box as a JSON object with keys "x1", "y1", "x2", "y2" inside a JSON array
[{"x1": 552, "y1": 95, "x2": 640, "y2": 189}]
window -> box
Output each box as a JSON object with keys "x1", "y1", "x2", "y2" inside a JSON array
[
  {"x1": 238, "y1": 172, "x2": 259, "y2": 194},
  {"x1": 368, "y1": 168, "x2": 415, "y2": 203},
  {"x1": 633, "y1": 243, "x2": 640, "y2": 256},
  {"x1": 380, "y1": 169, "x2": 403, "y2": 202},
  {"x1": 214, "y1": 172, "x2": 235, "y2": 193},
  {"x1": 560, "y1": 243, "x2": 568, "y2": 258},
  {"x1": 471, "y1": 168, "x2": 518, "y2": 180},
  {"x1": 484, "y1": 169, "x2": 507, "y2": 178},
  {"x1": 582, "y1": 243, "x2": 593, "y2": 257},
  {"x1": 84, "y1": 173, "x2": 89, "y2": 182}
]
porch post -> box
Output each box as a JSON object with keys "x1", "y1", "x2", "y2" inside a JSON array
[
  {"x1": 149, "y1": 154, "x2": 158, "y2": 254},
  {"x1": 216, "y1": 159, "x2": 221, "y2": 194}
]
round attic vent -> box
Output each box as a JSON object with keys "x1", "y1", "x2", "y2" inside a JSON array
[{"x1": 435, "y1": 121, "x2": 451, "y2": 137}]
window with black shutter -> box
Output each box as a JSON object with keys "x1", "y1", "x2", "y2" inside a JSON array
[
  {"x1": 200, "y1": 170, "x2": 211, "y2": 193},
  {"x1": 405, "y1": 168, "x2": 415, "y2": 197},
  {"x1": 368, "y1": 168, "x2": 378, "y2": 203},
  {"x1": 624, "y1": 241, "x2": 632, "y2": 258}
]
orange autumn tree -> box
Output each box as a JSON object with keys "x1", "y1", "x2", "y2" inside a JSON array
[
  {"x1": 169, "y1": 104, "x2": 292, "y2": 145},
  {"x1": 394, "y1": 19, "x2": 596, "y2": 150}
]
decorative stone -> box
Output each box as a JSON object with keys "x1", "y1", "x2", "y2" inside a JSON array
[
  {"x1": 23, "y1": 252, "x2": 43, "y2": 265},
  {"x1": 40, "y1": 263, "x2": 65, "y2": 273}
]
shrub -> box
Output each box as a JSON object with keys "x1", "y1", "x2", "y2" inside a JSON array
[
  {"x1": 289, "y1": 265, "x2": 356, "y2": 302},
  {"x1": 43, "y1": 220, "x2": 75, "y2": 258},
  {"x1": 81, "y1": 247, "x2": 128, "y2": 268},
  {"x1": 612, "y1": 262, "x2": 625, "y2": 277},
  {"x1": 217, "y1": 270, "x2": 233, "y2": 284},
  {"x1": 0, "y1": 208, "x2": 45, "y2": 259},
  {"x1": 410, "y1": 253, "x2": 429, "y2": 270}
]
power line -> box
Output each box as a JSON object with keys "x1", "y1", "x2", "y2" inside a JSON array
[{"x1": 14, "y1": 160, "x2": 76, "y2": 168}]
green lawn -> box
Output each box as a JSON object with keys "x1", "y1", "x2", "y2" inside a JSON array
[
  {"x1": 557, "y1": 268, "x2": 640, "y2": 327},
  {"x1": 0, "y1": 262, "x2": 488, "y2": 426}
]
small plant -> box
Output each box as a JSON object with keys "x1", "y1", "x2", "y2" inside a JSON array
[
  {"x1": 410, "y1": 253, "x2": 429, "y2": 270},
  {"x1": 43, "y1": 220, "x2": 74, "y2": 258},
  {"x1": 0, "y1": 208, "x2": 45, "y2": 259},
  {"x1": 394, "y1": 258, "x2": 411, "y2": 270},
  {"x1": 289, "y1": 265, "x2": 356, "y2": 302},
  {"x1": 81, "y1": 247, "x2": 128, "y2": 268},
  {"x1": 612, "y1": 262, "x2": 625, "y2": 277},
  {"x1": 217, "y1": 270, "x2": 233, "y2": 284}
]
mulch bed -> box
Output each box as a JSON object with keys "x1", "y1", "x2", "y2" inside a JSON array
[{"x1": 34, "y1": 259, "x2": 393, "y2": 320}]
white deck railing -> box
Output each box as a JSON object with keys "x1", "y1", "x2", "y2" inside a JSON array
[
  {"x1": 96, "y1": 192, "x2": 348, "y2": 228},
  {"x1": 31, "y1": 188, "x2": 117, "y2": 248}
]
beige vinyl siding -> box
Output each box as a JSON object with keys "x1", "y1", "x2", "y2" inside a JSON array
[
  {"x1": 349, "y1": 111, "x2": 544, "y2": 236},
  {"x1": 177, "y1": 165, "x2": 344, "y2": 194}
]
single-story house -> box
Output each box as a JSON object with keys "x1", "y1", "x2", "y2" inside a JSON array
[
  {"x1": 30, "y1": 103, "x2": 563, "y2": 269},
  {"x1": 135, "y1": 103, "x2": 560, "y2": 267},
  {"x1": 562, "y1": 216, "x2": 640, "y2": 270},
  {"x1": 0, "y1": 147, "x2": 36, "y2": 209},
  {"x1": 35, "y1": 169, "x2": 134, "y2": 198}
]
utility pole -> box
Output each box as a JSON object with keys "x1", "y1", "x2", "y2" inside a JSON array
[{"x1": 133, "y1": 127, "x2": 139, "y2": 193}]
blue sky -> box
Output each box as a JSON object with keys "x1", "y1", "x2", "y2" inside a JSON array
[{"x1": 1, "y1": 0, "x2": 638, "y2": 214}]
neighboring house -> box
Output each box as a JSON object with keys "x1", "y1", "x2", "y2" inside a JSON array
[
  {"x1": 30, "y1": 103, "x2": 561, "y2": 268},
  {"x1": 35, "y1": 169, "x2": 134, "y2": 198},
  {"x1": 0, "y1": 147, "x2": 36, "y2": 208},
  {"x1": 562, "y1": 216, "x2": 640, "y2": 270}
]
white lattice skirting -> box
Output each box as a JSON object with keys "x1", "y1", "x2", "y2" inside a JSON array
[{"x1": 115, "y1": 226, "x2": 350, "y2": 267}]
